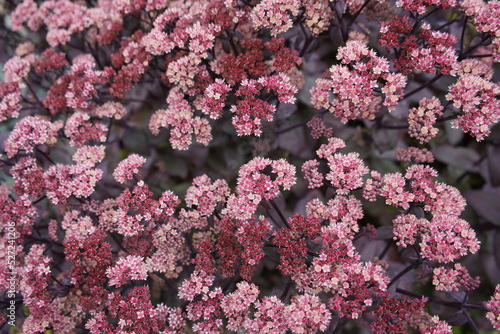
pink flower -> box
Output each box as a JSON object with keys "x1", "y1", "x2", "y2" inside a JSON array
[
  {"x1": 178, "y1": 270, "x2": 215, "y2": 302},
  {"x1": 250, "y1": 0, "x2": 301, "y2": 36},
  {"x1": 432, "y1": 264, "x2": 480, "y2": 291},
  {"x1": 112, "y1": 154, "x2": 146, "y2": 184},
  {"x1": 106, "y1": 255, "x2": 148, "y2": 287},
  {"x1": 408, "y1": 97, "x2": 443, "y2": 144},
  {"x1": 4, "y1": 116, "x2": 62, "y2": 157},
  {"x1": 285, "y1": 294, "x2": 331, "y2": 333},
  {"x1": 185, "y1": 175, "x2": 230, "y2": 216},
  {"x1": 236, "y1": 157, "x2": 296, "y2": 200},
  {"x1": 302, "y1": 159, "x2": 324, "y2": 189},
  {"x1": 325, "y1": 152, "x2": 369, "y2": 194},
  {"x1": 307, "y1": 116, "x2": 333, "y2": 139},
  {"x1": 201, "y1": 79, "x2": 232, "y2": 119},
  {"x1": 91, "y1": 102, "x2": 128, "y2": 119},
  {"x1": 64, "y1": 111, "x2": 108, "y2": 147},
  {"x1": 446, "y1": 74, "x2": 500, "y2": 141},
  {"x1": 396, "y1": 147, "x2": 435, "y2": 163},
  {"x1": 486, "y1": 285, "x2": 500, "y2": 330}
]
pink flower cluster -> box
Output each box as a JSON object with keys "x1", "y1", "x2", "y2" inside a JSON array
[
  {"x1": 372, "y1": 293, "x2": 452, "y2": 333},
  {"x1": 396, "y1": 0, "x2": 455, "y2": 14},
  {"x1": 231, "y1": 74, "x2": 298, "y2": 136},
  {"x1": 407, "y1": 97, "x2": 444, "y2": 144},
  {"x1": 393, "y1": 213, "x2": 480, "y2": 262},
  {"x1": 149, "y1": 88, "x2": 212, "y2": 150},
  {"x1": 64, "y1": 111, "x2": 108, "y2": 147},
  {"x1": 112, "y1": 154, "x2": 147, "y2": 183},
  {"x1": 4, "y1": 116, "x2": 62, "y2": 157},
  {"x1": 432, "y1": 263, "x2": 480, "y2": 291},
  {"x1": 396, "y1": 147, "x2": 435, "y2": 163},
  {"x1": 250, "y1": 0, "x2": 300, "y2": 36},
  {"x1": 311, "y1": 41, "x2": 406, "y2": 123},
  {"x1": 185, "y1": 175, "x2": 230, "y2": 216},
  {"x1": 302, "y1": 159, "x2": 324, "y2": 189},
  {"x1": 486, "y1": 285, "x2": 500, "y2": 330},
  {"x1": 106, "y1": 255, "x2": 148, "y2": 287},
  {"x1": 237, "y1": 157, "x2": 296, "y2": 200},
  {"x1": 446, "y1": 74, "x2": 500, "y2": 141},
  {"x1": 44, "y1": 162, "x2": 103, "y2": 205},
  {"x1": 380, "y1": 18, "x2": 459, "y2": 75},
  {"x1": 307, "y1": 116, "x2": 333, "y2": 139}
]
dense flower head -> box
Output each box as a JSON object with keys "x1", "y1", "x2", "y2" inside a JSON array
[
  {"x1": 285, "y1": 294, "x2": 331, "y2": 333},
  {"x1": 34, "y1": 49, "x2": 68, "y2": 73},
  {"x1": 396, "y1": 147, "x2": 435, "y2": 163},
  {"x1": 457, "y1": 58, "x2": 494, "y2": 79},
  {"x1": 311, "y1": 41, "x2": 405, "y2": 122},
  {"x1": 91, "y1": 102, "x2": 128, "y2": 119},
  {"x1": 236, "y1": 157, "x2": 296, "y2": 200},
  {"x1": 302, "y1": 0, "x2": 333, "y2": 35},
  {"x1": 112, "y1": 154, "x2": 147, "y2": 183},
  {"x1": 445, "y1": 74, "x2": 500, "y2": 141},
  {"x1": 486, "y1": 285, "x2": 500, "y2": 330},
  {"x1": 392, "y1": 213, "x2": 425, "y2": 248},
  {"x1": 236, "y1": 218, "x2": 271, "y2": 279},
  {"x1": 201, "y1": 79, "x2": 232, "y2": 119},
  {"x1": 380, "y1": 18, "x2": 459, "y2": 75},
  {"x1": 379, "y1": 172, "x2": 415, "y2": 209},
  {"x1": 64, "y1": 112, "x2": 108, "y2": 147},
  {"x1": 405, "y1": 164, "x2": 467, "y2": 216},
  {"x1": 178, "y1": 270, "x2": 215, "y2": 302},
  {"x1": 18, "y1": 244, "x2": 53, "y2": 325},
  {"x1": 4, "y1": 116, "x2": 62, "y2": 157},
  {"x1": 274, "y1": 214, "x2": 321, "y2": 276},
  {"x1": 316, "y1": 137, "x2": 347, "y2": 159},
  {"x1": 432, "y1": 263, "x2": 480, "y2": 291},
  {"x1": 420, "y1": 214, "x2": 480, "y2": 262},
  {"x1": 106, "y1": 255, "x2": 148, "y2": 287},
  {"x1": 3, "y1": 56, "x2": 31, "y2": 84},
  {"x1": 11, "y1": 157, "x2": 44, "y2": 197},
  {"x1": 372, "y1": 292, "x2": 452, "y2": 333},
  {"x1": 462, "y1": 0, "x2": 500, "y2": 38},
  {"x1": 250, "y1": 0, "x2": 300, "y2": 36},
  {"x1": 185, "y1": 175, "x2": 230, "y2": 216},
  {"x1": 149, "y1": 88, "x2": 212, "y2": 149},
  {"x1": 230, "y1": 74, "x2": 298, "y2": 136},
  {"x1": 72, "y1": 145, "x2": 106, "y2": 165},
  {"x1": 0, "y1": 194, "x2": 37, "y2": 236},
  {"x1": 302, "y1": 159, "x2": 324, "y2": 189},
  {"x1": 396, "y1": 0, "x2": 456, "y2": 14},
  {"x1": 43, "y1": 163, "x2": 103, "y2": 204},
  {"x1": 393, "y1": 213, "x2": 480, "y2": 262},
  {"x1": 325, "y1": 152, "x2": 369, "y2": 194},
  {"x1": 244, "y1": 296, "x2": 288, "y2": 333},
  {"x1": 307, "y1": 116, "x2": 333, "y2": 139},
  {"x1": 221, "y1": 281, "x2": 260, "y2": 331},
  {"x1": 0, "y1": 81, "x2": 23, "y2": 121}
]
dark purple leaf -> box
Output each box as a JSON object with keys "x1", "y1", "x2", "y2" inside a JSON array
[
  {"x1": 401, "y1": 248, "x2": 419, "y2": 260},
  {"x1": 494, "y1": 231, "x2": 500, "y2": 270},
  {"x1": 447, "y1": 290, "x2": 467, "y2": 303},
  {"x1": 446, "y1": 311, "x2": 468, "y2": 326},
  {"x1": 433, "y1": 145, "x2": 480, "y2": 172},
  {"x1": 488, "y1": 146, "x2": 500, "y2": 187},
  {"x1": 464, "y1": 190, "x2": 500, "y2": 225},
  {"x1": 375, "y1": 226, "x2": 393, "y2": 240}
]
